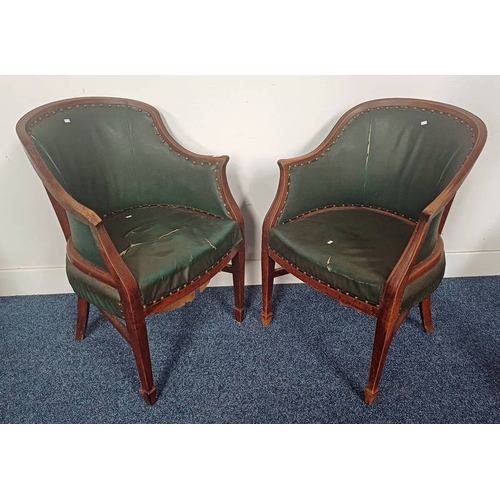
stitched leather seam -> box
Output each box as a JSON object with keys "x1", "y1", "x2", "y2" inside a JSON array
[
  {"x1": 28, "y1": 103, "x2": 232, "y2": 219},
  {"x1": 281, "y1": 204, "x2": 417, "y2": 224},
  {"x1": 101, "y1": 204, "x2": 225, "y2": 220}
]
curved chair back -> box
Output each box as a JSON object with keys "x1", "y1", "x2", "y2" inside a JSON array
[
  {"x1": 279, "y1": 100, "x2": 486, "y2": 224},
  {"x1": 18, "y1": 97, "x2": 230, "y2": 219}
]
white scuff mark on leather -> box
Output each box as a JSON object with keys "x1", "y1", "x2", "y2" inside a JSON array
[
  {"x1": 120, "y1": 228, "x2": 180, "y2": 256},
  {"x1": 120, "y1": 242, "x2": 142, "y2": 256},
  {"x1": 363, "y1": 117, "x2": 372, "y2": 199},
  {"x1": 326, "y1": 255, "x2": 333, "y2": 271},
  {"x1": 204, "y1": 238, "x2": 217, "y2": 250}
]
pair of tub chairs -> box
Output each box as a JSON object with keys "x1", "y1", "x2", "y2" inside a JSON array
[{"x1": 17, "y1": 96, "x2": 487, "y2": 406}]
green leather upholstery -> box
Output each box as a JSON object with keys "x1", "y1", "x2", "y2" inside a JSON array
[
  {"x1": 29, "y1": 104, "x2": 235, "y2": 271},
  {"x1": 103, "y1": 206, "x2": 242, "y2": 307},
  {"x1": 269, "y1": 208, "x2": 445, "y2": 309},
  {"x1": 66, "y1": 257, "x2": 123, "y2": 318},
  {"x1": 29, "y1": 104, "x2": 230, "y2": 218},
  {"x1": 270, "y1": 105, "x2": 476, "y2": 311},
  {"x1": 27, "y1": 103, "x2": 243, "y2": 314},
  {"x1": 278, "y1": 107, "x2": 476, "y2": 272},
  {"x1": 66, "y1": 206, "x2": 242, "y2": 317},
  {"x1": 279, "y1": 108, "x2": 475, "y2": 223}
]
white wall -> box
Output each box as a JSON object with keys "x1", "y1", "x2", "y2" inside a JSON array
[{"x1": 1, "y1": 75, "x2": 499, "y2": 296}]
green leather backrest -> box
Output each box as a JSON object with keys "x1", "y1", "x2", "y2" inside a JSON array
[
  {"x1": 28, "y1": 104, "x2": 230, "y2": 219},
  {"x1": 279, "y1": 107, "x2": 476, "y2": 223}
]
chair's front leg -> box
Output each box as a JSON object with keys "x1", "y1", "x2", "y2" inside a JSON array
[
  {"x1": 364, "y1": 315, "x2": 398, "y2": 405},
  {"x1": 261, "y1": 252, "x2": 275, "y2": 327},
  {"x1": 232, "y1": 243, "x2": 245, "y2": 323},
  {"x1": 365, "y1": 308, "x2": 410, "y2": 404},
  {"x1": 122, "y1": 302, "x2": 157, "y2": 406}
]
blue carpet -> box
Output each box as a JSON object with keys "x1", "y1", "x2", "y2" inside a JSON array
[{"x1": 1, "y1": 278, "x2": 499, "y2": 423}]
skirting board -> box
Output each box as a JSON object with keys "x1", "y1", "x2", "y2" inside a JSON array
[{"x1": 1, "y1": 251, "x2": 499, "y2": 297}]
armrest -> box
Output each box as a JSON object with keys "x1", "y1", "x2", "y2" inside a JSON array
[
  {"x1": 379, "y1": 219, "x2": 432, "y2": 319},
  {"x1": 37, "y1": 164, "x2": 142, "y2": 299}
]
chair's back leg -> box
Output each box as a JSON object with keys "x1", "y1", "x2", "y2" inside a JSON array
[
  {"x1": 261, "y1": 254, "x2": 275, "y2": 326},
  {"x1": 419, "y1": 296, "x2": 435, "y2": 333},
  {"x1": 75, "y1": 296, "x2": 90, "y2": 341},
  {"x1": 232, "y1": 244, "x2": 245, "y2": 323}
]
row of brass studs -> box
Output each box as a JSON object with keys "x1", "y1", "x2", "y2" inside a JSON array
[
  {"x1": 271, "y1": 249, "x2": 378, "y2": 307},
  {"x1": 101, "y1": 203, "x2": 224, "y2": 220},
  {"x1": 279, "y1": 106, "x2": 476, "y2": 220},
  {"x1": 28, "y1": 103, "x2": 232, "y2": 219},
  {"x1": 283, "y1": 204, "x2": 417, "y2": 225},
  {"x1": 148, "y1": 248, "x2": 233, "y2": 306}
]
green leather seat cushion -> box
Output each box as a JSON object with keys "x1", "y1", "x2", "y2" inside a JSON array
[
  {"x1": 67, "y1": 206, "x2": 242, "y2": 315},
  {"x1": 102, "y1": 206, "x2": 242, "y2": 307},
  {"x1": 269, "y1": 208, "x2": 444, "y2": 308}
]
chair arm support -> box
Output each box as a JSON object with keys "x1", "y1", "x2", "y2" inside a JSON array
[
  {"x1": 261, "y1": 162, "x2": 289, "y2": 251},
  {"x1": 42, "y1": 175, "x2": 142, "y2": 300},
  {"x1": 90, "y1": 223, "x2": 143, "y2": 302},
  {"x1": 217, "y1": 159, "x2": 245, "y2": 234},
  {"x1": 379, "y1": 219, "x2": 431, "y2": 318}
]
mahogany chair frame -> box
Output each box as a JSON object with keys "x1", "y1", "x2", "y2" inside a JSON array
[
  {"x1": 261, "y1": 97, "x2": 487, "y2": 404},
  {"x1": 17, "y1": 96, "x2": 245, "y2": 406}
]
